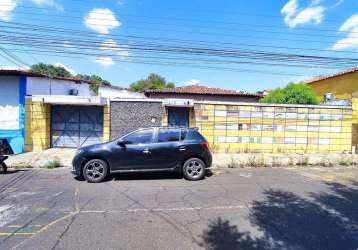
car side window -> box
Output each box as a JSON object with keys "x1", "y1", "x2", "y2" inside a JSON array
[
  {"x1": 180, "y1": 129, "x2": 188, "y2": 141},
  {"x1": 122, "y1": 129, "x2": 153, "y2": 145},
  {"x1": 158, "y1": 129, "x2": 180, "y2": 143}
]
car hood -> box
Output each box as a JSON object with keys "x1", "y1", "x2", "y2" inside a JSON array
[{"x1": 78, "y1": 142, "x2": 110, "y2": 152}]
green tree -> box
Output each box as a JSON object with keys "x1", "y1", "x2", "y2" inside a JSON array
[
  {"x1": 129, "y1": 73, "x2": 175, "y2": 92},
  {"x1": 260, "y1": 83, "x2": 318, "y2": 105},
  {"x1": 75, "y1": 74, "x2": 111, "y2": 93},
  {"x1": 30, "y1": 63, "x2": 72, "y2": 78},
  {"x1": 30, "y1": 63, "x2": 111, "y2": 93}
]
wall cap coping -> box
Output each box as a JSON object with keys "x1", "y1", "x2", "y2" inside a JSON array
[{"x1": 110, "y1": 98, "x2": 352, "y2": 110}]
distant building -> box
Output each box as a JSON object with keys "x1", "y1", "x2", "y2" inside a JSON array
[
  {"x1": 305, "y1": 68, "x2": 358, "y2": 102},
  {"x1": 0, "y1": 69, "x2": 139, "y2": 154},
  {"x1": 99, "y1": 85, "x2": 145, "y2": 99},
  {"x1": 144, "y1": 84, "x2": 263, "y2": 103}
]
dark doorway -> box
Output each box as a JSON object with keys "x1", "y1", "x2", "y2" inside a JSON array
[{"x1": 168, "y1": 107, "x2": 189, "y2": 127}]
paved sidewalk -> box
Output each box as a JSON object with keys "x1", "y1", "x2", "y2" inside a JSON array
[{"x1": 5, "y1": 149, "x2": 76, "y2": 168}]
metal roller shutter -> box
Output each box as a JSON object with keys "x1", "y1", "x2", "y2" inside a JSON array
[{"x1": 51, "y1": 105, "x2": 103, "y2": 148}]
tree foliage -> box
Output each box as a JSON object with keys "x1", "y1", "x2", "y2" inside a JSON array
[
  {"x1": 260, "y1": 83, "x2": 318, "y2": 105},
  {"x1": 75, "y1": 74, "x2": 111, "y2": 93},
  {"x1": 30, "y1": 63, "x2": 111, "y2": 93},
  {"x1": 30, "y1": 63, "x2": 72, "y2": 78},
  {"x1": 129, "y1": 73, "x2": 175, "y2": 92}
]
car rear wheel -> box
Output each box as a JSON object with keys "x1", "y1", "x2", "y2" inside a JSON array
[
  {"x1": 183, "y1": 158, "x2": 206, "y2": 181},
  {"x1": 83, "y1": 159, "x2": 108, "y2": 183}
]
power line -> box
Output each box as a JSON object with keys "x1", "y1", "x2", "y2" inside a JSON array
[
  {"x1": 2, "y1": 8, "x2": 353, "y2": 38},
  {"x1": 5, "y1": 47, "x2": 313, "y2": 77},
  {"x1": 1, "y1": 20, "x2": 357, "y2": 55},
  {"x1": 1, "y1": 33, "x2": 357, "y2": 72}
]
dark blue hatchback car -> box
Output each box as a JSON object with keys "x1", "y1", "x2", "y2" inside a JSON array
[{"x1": 72, "y1": 127, "x2": 212, "y2": 183}]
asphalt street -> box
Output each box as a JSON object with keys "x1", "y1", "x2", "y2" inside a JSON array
[{"x1": 0, "y1": 167, "x2": 358, "y2": 250}]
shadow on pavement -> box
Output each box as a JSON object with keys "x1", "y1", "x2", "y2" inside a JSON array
[
  {"x1": 112, "y1": 171, "x2": 183, "y2": 181},
  {"x1": 201, "y1": 181, "x2": 358, "y2": 250},
  {"x1": 111, "y1": 168, "x2": 213, "y2": 181}
]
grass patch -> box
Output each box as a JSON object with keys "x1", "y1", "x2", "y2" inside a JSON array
[
  {"x1": 338, "y1": 155, "x2": 353, "y2": 166},
  {"x1": 42, "y1": 157, "x2": 62, "y2": 169},
  {"x1": 228, "y1": 157, "x2": 240, "y2": 168},
  {"x1": 247, "y1": 155, "x2": 266, "y2": 167},
  {"x1": 296, "y1": 155, "x2": 309, "y2": 166}
]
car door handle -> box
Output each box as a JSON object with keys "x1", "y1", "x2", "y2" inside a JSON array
[
  {"x1": 143, "y1": 149, "x2": 151, "y2": 154},
  {"x1": 179, "y1": 146, "x2": 186, "y2": 151}
]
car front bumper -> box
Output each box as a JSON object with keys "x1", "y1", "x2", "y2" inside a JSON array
[{"x1": 71, "y1": 154, "x2": 86, "y2": 177}]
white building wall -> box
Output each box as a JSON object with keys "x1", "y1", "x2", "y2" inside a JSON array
[
  {"x1": 98, "y1": 86, "x2": 145, "y2": 99},
  {"x1": 27, "y1": 77, "x2": 93, "y2": 96},
  {"x1": 0, "y1": 76, "x2": 19, "y2": 130}
]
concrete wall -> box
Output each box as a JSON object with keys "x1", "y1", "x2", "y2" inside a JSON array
[
  {"x1": 352, "y1": 97, "x2": 358, "y2": 147},
  {"x1": 146, "y1": 93, "x2": 261, "y2": 102},
  {"x1": 0, "y1": 76, "x2": 20, "y2": 130},
  {"x1": 0, "y1": 75, "x2": 26, "y2": 153},
  {"x1": 25, "y1": 99, "x2": 51, "y2": 152},
  {"x1": 27, "y1": 77, "x2": 93, "y2": 96},
  {"x1": 195, "y1": 103, "x2": 352, "y2": 153},
  {"x1": 103, "y1": 105, "x2": 111, "y2": 142},
  {"x1": 308, "y1": 71, "x2": 358, "y2": 101},
  {"x1": 99, "y1": 86, "x2": 145, "y2": 99},
  {"x1": 110, "y1": 101, "x2": 165, "y2": 139}
]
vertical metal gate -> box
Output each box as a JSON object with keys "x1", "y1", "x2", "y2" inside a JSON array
[
  {"x1": 168, "y1": 107, "x2": 189, "y2": 127},
  {"x1": 51, "y1": 105, "x2": 103, "y2": 148}
]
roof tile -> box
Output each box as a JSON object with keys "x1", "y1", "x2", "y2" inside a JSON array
[{"x1": 145, "y1": 85, "x2": 262, "y2": 97}]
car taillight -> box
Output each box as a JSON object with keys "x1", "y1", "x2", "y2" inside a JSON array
[{"x1": 201, "y1": 141, "x2": 210, "y2": 151}]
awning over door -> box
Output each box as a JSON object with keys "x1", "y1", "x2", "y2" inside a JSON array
[{"x1": 51, "y1": 105, "x2": 103, "y2": 148}]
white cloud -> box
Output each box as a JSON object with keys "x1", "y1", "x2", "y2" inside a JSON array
[
  {"x1": 84, "y1": 8, "x2": 121, "y2": 35},
  {"x1": 185, "y1": 79, "x2": 201, "y2": 86},
  {"x1": 281, "y1": 0, "x2": 325, "y2": 28},
  {"x1": 339, "y1": 14, "x2": 358, "y2": 32},
  {"x1": 54, "y1": 62, "x2": 76, "y2": 75},
  {"x1": 94, "y1": 57, "x2": 114, "y2": 67},
  {"x1": 100, "y1": 39, "x2": 129, "y2": 59},
  {"x1": 0, "y1": 0, "x2": 17, "y2": 21},
  {"x1": 332, "y1": 14, "x2": 358, "y2": 50},
  {"x1": 117, "y1": 0, "x2": 124, "y2": 5},
  {"x1": 281, "y1": 0, "x2": 298, "y2": 25},
  {"x1": 331, "y1": 0, "x2": 344, "y2": 8},
  {"x1": 31, "y1": 0, "x2": 63, "y2": 11}
]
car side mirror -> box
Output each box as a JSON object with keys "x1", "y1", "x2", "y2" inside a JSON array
[{"x1": 117, "y1": 140, "x2": 127, "y2": 147}]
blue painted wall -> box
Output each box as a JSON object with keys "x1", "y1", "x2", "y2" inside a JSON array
[{"x1": 0, "y1": 75, "x2": 26, "y2": 154}]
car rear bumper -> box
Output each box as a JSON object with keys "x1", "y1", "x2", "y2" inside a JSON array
[{"x1": 203, "y1": 150, "x2": 213, "y2": 168}]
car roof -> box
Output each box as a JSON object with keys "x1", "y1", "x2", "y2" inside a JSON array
[
  {"x1": 138, "y1": 126, "x2": 198, "y2": 131},
  {"x1": 139, "y1": 126, "x2": 198, "y2": 129}
]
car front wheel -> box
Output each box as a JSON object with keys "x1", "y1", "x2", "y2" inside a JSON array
[
  {"x1": 83, "y1": 159, "x2": 108, "y2": 183},
  {"x1": 182, "y1": 158, "x2": 206, "y2": 181}
]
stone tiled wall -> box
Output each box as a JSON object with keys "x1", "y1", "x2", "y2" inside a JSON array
[{"x1": 110, "y1": 101, "x2": 165, "y2": 139}]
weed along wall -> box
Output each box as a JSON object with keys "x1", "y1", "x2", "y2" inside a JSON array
[{"x1": 194, "y1": 102, "x2": 352, "y2": 153}]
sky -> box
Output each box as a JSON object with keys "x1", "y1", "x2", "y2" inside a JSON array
[{"x1": 0, "y1": 0, "x2": 357, "y2": 92}]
